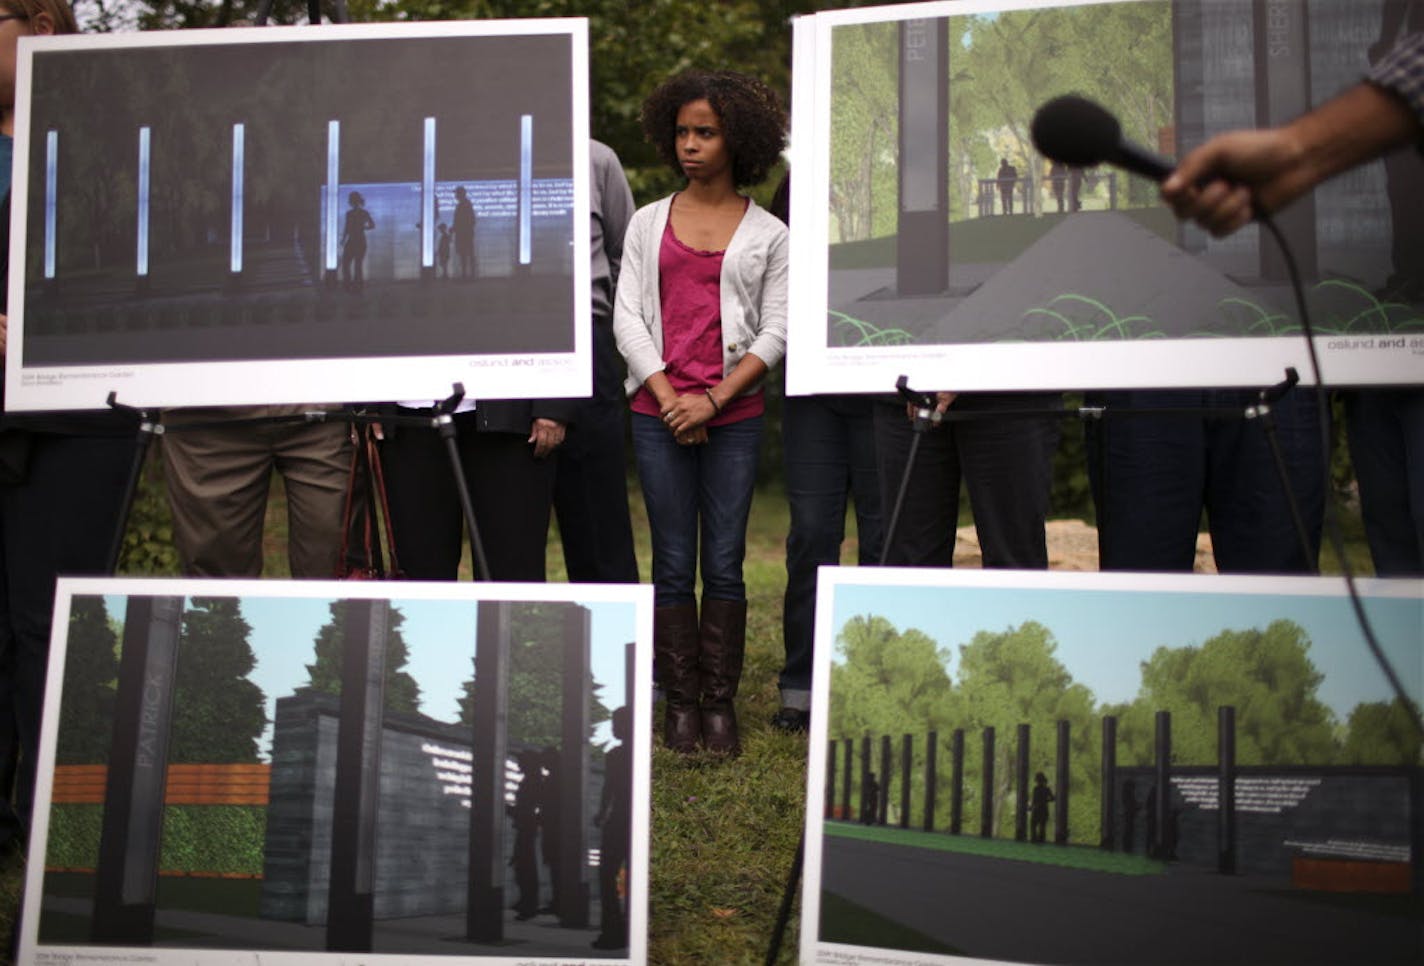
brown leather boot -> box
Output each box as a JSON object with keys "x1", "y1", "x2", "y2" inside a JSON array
[
  {"x1": 698, "y1": 597, "x2": 747, "y2": 756},
  {"x1": 654, "y1": 602, "x2": 701, "y2": 753}
]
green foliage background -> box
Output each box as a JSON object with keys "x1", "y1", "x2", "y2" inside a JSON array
[{"x1": 829, "y1": 615, "x2": 1422, "y2": 844}]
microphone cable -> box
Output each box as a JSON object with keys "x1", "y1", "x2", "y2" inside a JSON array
[{"x1": 1256, "y1": 212, "x2": 1424, "y2": 738}]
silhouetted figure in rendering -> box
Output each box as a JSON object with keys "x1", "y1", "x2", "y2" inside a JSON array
[
  {"x1": 1029, "y1": 771, "x2": 1054, "y2": 843},
  {"x1": 507, "y1": 751, "x2": 542, "y2": 920},
  {"x1": 1121, "y1": 779, "x2": 1138, "y2": 852},
  {"x1": 861, "y1": 772, "x2": 880, "y2": 825},
  {"x1": 593, "y1": 707, "x2": 630, "y2": 951},
  {"x1": 1069, "y1": 167, "x2": 1084, "y2": 211},
  {"x1": 1049, "y1": 161, "x2": 1067, "y2": 213},
  {"x1": 436, "y1": 222, "x2": 451, "y2": 279},
  {"x1": 537, "y1": 746, "x2": 563, "y2": 917},
  {"x1": 340, "y1": 190, "x2": 374, "y2": 292},
  {"x1": 453, "y1": 185, "x2": 476, "y2": 279},
  {"x1": 996, "y1": 158, "x2": 1018, "y2": 214}
]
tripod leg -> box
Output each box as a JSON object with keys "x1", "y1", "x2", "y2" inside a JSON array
[
  {"x1": 104, "y1": 418, "x2": 161, "y2": 575},
  {"x1": 764, "y1": 833, "x2": 804, "y2": 966},
  {"x1": 879, "y1": 431, "x2": 924, "y2": 567},
  {"x1": 1255, "y1": 407, "x2": 1318, "y2": 573},
  {"x1": 436, "y1": 415, "x2": 491, "y2": 581}
]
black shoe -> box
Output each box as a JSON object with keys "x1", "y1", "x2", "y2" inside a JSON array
[{"x1": 770, "y1": 707, "x2": 809, "y2": 734}]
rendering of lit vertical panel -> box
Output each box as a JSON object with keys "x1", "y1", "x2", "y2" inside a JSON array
[
  {"x1": 43, "y1": 130, "x2": 57, "y2": 280},
  {"x1": 422, "y1": 117, "x2": 436, "y2": 275},
  {"x1": 136, "y1": 127, "x2": 150, "y2": 282},
  {"x1": 230, "y1": 123, "x2": 244, "y2": 275},
  {"x1": 325, "y1": 120, "x2": 340, "y2": 285},
  {"x1": 518, "y1": 114, "x2": 532, "y2": 266}
]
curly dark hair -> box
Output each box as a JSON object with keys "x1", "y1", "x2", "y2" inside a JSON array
[{"x1": 640, "y1": 70, "x2": 787, "y2": 189}]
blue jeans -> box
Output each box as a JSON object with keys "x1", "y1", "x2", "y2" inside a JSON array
[
  {"x1": 631, "y1": 412, "x2": 762, "y2": 607},
  {"x1": 779, "y1": 395, "x2": 883, "y2": 704}
]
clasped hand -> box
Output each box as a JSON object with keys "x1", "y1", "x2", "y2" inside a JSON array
[{"x1": 660, "y1": 392, "x2": 715, "y2": 445}]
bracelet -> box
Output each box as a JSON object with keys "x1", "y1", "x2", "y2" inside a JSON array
[{"x1": 704, "y1": 388, "x2": 723, "y2": 415}]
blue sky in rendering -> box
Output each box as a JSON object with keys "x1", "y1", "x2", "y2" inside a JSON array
[
  {"x1": 829, "y1": 577, "x2": 1422, "y2": 718},
  {"x1": 104, "y1": 593, "x2": 636, "y2": 760}
]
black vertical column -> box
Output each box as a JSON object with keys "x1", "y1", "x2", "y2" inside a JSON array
[
  {"x1": 1252, "y1": 0, "x2": 1316, "y2": 279},
  {"x1": 1054, "y1": 721, "x2": 1070, "y2": 845},
  {"x1": 623, "y1": 640, "x2": 635, "y2": 733},
  {"x1": 923, "y1": 731, "x2": 937, "y2": 833},
  {"x1": 949, "y1": 729, "x2": 963, "y2": 835},
  {"x1": 899, "y1": 734, "x2": 912, "y2": 829},
  {"x1": 896, "y1": 15, "x2": 949, "y2": 295},
  {"x1": 557, "y1": 605, "x2": 592, "y2": 928},
  {"x1": 980, "y1": 727, "x2": 995, "y2": 839},
  {"x1": 467, "y1": 601, "x2": 511, "y2": 942},
  {"x1": 1153, "y1": 711, "x2": 1172, "y2": 860},
  {"x1": 1100, "y1": 715, "x2": 1117, "y2": 850},
  {"x1": 1014, "y1": 724, "x2": 1030, "y2": 842},
  {"x1": 825, "y1": 743, "x2": 838, "y2": 819},
  {"x1": 860, "y1": 736, "x2": 872, "y2": 823},
  {"x1": 326, "y1": 598, "x2": 388, "y2": 952},
  {"x1": 91, "y1": 595, "x2": 183, "y2": 944},
  {"x1": 1218, "y1": 705, "x2": 1237, "y2": 875},
  {"x1": 878, "y1": 735, "x2": 892, "y2": 826},
  {"x1": 841, "y1": 739, "x2": 853, "y2": 821}
]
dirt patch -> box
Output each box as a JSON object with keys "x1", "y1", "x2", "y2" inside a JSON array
[{"x1": 952, "y1": 519, "x2": 1217, "y2": 573}]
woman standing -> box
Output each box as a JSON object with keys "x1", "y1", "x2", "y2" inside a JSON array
[{"x1": 614, "y1": 70, "x2": 787, "y2": 756}]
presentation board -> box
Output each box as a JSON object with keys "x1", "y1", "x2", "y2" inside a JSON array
[
  {"x1": 21, "y1": 578, "x2": 651, "y2": 965},
  {"x1": 787, "y1": 0, "x2": 1424, "y2": 395},
  {"x1": 7, "y1": 20, "x2": 590, "y2": 411},
  {"x1": 801, "y1": 566, "x2": 1422, "y2": 965}
]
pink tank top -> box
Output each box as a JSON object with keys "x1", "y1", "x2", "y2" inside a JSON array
[{"x1": 630, "y1": 204, "x2": 764, "y2": 425}]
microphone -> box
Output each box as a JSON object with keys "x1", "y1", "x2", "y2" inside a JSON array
[{"x1": 1031, "y1": 95, "x2": 1175, "y2": 183}]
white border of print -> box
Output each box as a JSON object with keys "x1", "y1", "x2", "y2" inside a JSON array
[
  {"x1": 6, "y1": 19, "x2": 591, "y2": 411},
  {"x1": 785, "y1": 0, "x2": 1424, "y2": 396},
  {"x1": 23, "y1": 576, "x2": 653, "y2": 966},
  {"x1": 798, "y1": 565, "x2": 1423, "y2": 965}
]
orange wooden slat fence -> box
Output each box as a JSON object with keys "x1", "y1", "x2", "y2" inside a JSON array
[{"x1": 50, "y1": 763, "x2": 270, "y2": 806}]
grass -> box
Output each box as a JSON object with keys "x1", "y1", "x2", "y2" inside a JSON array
[
  {"x1": 825, "y1": 821, "x2": 1165, "y2": 876},
  {"x1": 1, "y1": 453, "x2": 1376, "y2": 964}
]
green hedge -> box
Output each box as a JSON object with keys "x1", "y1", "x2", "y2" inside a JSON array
[{"x1": 46, "y1": 804, "x2": 266, "y2": 877}]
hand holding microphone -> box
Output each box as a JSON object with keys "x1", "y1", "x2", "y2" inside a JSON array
[
  {"x1": 1030, "y1": 93, "x2": 1298, "y2": 236},
  {"x1": 1032, "y1": 80, "x2": 1422, "y2": 239}
]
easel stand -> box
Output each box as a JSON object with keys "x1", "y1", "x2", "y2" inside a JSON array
[
  {"x1": 102, "y1": 382, "x2": 493, "y2": 581},
  {"x1": 765, "y1": 367, "x2": 1317, "y2": 964}
]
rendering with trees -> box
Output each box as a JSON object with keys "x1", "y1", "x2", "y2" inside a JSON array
[
  {"x1": 29, "y1": 586, "x2": 642, "y2": 963},
  {"x1": 806, "y1": 571, "x2": 1422, "y2": 965},
  {"x1": 791, "y1": 0, "x2": 1423, "y2": 396}
]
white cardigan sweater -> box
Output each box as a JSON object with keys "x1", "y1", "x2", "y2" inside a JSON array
[{"x1": 612, "y1": 194, "x2": 788, "y2": 398}]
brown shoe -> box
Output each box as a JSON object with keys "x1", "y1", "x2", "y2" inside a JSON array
[
  {"x1": 697, "y1": 598, "x2": 746, "y2": 756},
  {"x1": 654, "y1": 602, "x2": 701, "y2": 753}
]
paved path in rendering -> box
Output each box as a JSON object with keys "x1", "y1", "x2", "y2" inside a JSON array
[{"x1": 821, "y1": 834, "x2": 1420, "y2": 964}]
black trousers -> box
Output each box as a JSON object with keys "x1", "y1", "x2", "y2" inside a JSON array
[
  {"x1": 379, "y1": 415, "x2": 554, "y2": 581},
  {"x1": 554, "y1": 397, "x2": 639, "y2": 584},
  {"x1": 874, "y1": 393, "x2": 1060, "y2": 568},
  {"x1": 0, "y1": 432, "x2": 134, "y2": 839}
]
